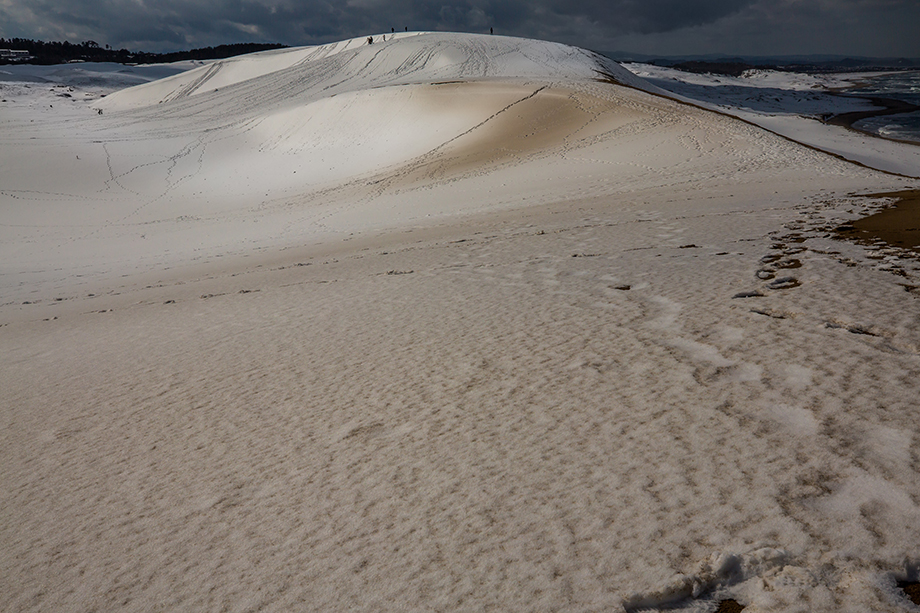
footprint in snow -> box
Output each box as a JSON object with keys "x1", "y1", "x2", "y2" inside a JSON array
[
  {"x1": 767, "y1": 276, "x2": 801, "y2": 290},
  {"x1": 756, "y1": 238, "x2": 806, "y2": 285}
]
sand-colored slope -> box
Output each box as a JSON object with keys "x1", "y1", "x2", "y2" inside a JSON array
[
  {"x1": 0, "y1": 86, "x2": 673, "y2": 302},
  {"x1": 0, "y1": 81, "x2": 618, "y2": 298}
]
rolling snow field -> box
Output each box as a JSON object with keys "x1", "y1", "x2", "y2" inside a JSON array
[{"x1": 2, "y1": 33, "x2": 920, "y2": 612}]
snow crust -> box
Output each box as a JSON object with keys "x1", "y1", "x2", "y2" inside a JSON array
[{"x1": 2, "y1": 33, "x2": 920, "y2": 613}]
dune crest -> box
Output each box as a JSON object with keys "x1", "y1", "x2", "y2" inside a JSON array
[{"x1": 96, "y1": 32, "x2": 653, "y2": 112}]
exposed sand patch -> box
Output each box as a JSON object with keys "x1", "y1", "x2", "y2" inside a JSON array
[
  {"x1": 715, "y1": 600, "x2": 746, "y2": 613},
  {"x1": 900, "y1": 581, "x2": 920, "y2": 605},
  {"x1": 836, "y1": 190, "x2": 920, "y2": 253},
  {"x1": 357, "y1": 82, "x2": 647, "y2": 188}
]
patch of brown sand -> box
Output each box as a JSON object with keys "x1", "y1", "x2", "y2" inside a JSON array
[
  {"x1": 371, "y1": 82, "x2": 645, "y2": 188},
  {"x1": 900, "y1": 581, "x2": 920, "y2": 606},
  {"x1": 714, "y1": 599, "x2": 745, "y2": 613},
  {"x1": 836, "y1": 190, "x2": 920, "y2": 252}
]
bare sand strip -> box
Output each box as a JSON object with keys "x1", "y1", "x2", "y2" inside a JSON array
[{"x1": 835, "y1": 189, "x2": 920, "y2": 253}]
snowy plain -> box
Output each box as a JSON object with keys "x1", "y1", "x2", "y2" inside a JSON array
[
  {"x1": 624, "y1": 63, "x2": 920, "y2": 177},
  {"x1": 2, "y1": 33, "x2": 920, "y2": 612}
]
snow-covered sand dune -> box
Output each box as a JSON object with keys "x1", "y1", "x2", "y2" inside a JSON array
[
  {"x1": 1, "y1": 33, "x2": 656, "y2": 301},
  {"x1": 2, "y1": 33, "x2": 920, "y2": 612},
  {"x1": 96, "y1": 32, "x2": 653, "y2": 111}
]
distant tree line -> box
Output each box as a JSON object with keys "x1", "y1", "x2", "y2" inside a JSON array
[{"x1": 0, "y1": 38, "x2": 288, "y2": 65}]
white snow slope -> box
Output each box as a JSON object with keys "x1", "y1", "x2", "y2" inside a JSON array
[{"x1": 3, "y1": 33, "x2": 920, "y2": 613}]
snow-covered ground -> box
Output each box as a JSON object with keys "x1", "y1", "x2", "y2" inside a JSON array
[
  {"x1": 2, "y1": 33, "x2": 920, "y2": 613},
  {"x1": 623, "y1": 63, "x2": 877, "y2": 115},
  {"x1": 625, "y1": 63, "x2": 920, "y2": 176}
]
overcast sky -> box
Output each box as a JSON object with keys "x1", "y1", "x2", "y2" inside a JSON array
[{"x1": 1, "y1": 0, "x2": 918, "y2": 57}]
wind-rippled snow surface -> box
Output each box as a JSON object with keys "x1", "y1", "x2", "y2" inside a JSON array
[{"x1": 2, "y1": 32, "x2": 920, "y2": 613}]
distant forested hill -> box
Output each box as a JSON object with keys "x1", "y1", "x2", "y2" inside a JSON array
[{"x1": 0, "y1": 39, "x2": 287, "y2": 65}]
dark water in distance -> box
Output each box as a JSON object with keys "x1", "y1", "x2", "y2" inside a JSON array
[{"x1": 847, "y1": 71, "x2": 920, "y2": 144}]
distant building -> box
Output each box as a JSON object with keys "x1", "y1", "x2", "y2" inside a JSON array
[{"x1": 0, "y1": 49, "x2": 31, "y2": 61}]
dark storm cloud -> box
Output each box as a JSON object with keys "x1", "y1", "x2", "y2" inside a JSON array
[
  {"x1": 0, "y1": 0, "x2": 758, "y2": 49},
  {"x1": 0, "y1": 0, "x2": 917, "y2": 56},
  {"x1": 543, "y1": 0, "x2": 753, "y2": 34},
  {"x1": 316, "y1": 0, "x2": 753, "y2": 38}
]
